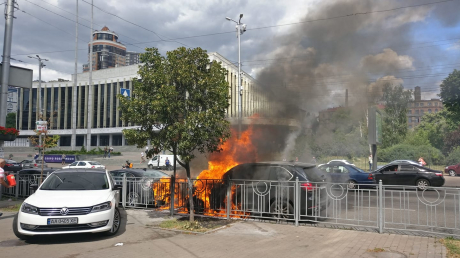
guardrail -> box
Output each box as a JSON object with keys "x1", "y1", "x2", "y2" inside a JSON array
[{"x1": 4, "y1": 174, "x2": 460, "y2": 237}]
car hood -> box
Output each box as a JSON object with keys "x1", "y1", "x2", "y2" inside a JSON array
[{"x1": 25, "y1": 190, "x2": 112, "y2": 208}]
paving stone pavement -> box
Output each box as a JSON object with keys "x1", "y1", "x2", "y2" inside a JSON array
[{"x1": 0, "y1": 209, "x2": 447, "y2": 258}]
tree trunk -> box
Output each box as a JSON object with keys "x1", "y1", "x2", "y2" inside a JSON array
[
  {"x1": 170, "y1": 145, "x2": 177, "y2": 217},
  {"x1": 186, "y1": 162, "x2": 194, "y2": 222}
]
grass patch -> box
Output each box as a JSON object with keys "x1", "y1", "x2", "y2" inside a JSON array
[
  {"x1": 159, "y1": 217, "x2": 231, "y2": 233},
  {"x1": 0, "y1": 203, "x2": 22, "y2": 212},
  {"x1": 367, "y1": 248, "x2": 385, "y2": 253},
  {"x1": 441, "y1": 237, "x2": 460, "y2": 258}
]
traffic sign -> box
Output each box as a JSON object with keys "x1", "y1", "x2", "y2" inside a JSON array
[
  {"x1": 36, "y1": 121, "x2": 47, "y2": 132},
  {"x1": 120, "y1": 88, "x2": 130, "y2": 98}
]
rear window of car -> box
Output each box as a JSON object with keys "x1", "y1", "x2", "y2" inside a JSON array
[
  {"x1": 299, "y1": 167, "x2": 325, "y2": 182},
  {"x1": 40, "y1": 172, "x2": 109, "y2": 190},
  {"x1": 89, "y1": 162, "x2": 102, "y2": 165}
]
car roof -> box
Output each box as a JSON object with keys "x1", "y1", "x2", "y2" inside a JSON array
[
  {"x1": 235, "y1": 162, "x2": 316, "y2": 168},
  {"x1": 52, "y1": 168, "x2": 107, "y2": 173}
]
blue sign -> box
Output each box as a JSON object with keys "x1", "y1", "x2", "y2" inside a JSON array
[
  {"x1": 120, "y1": 88, "x2": 130, "y2": 98},
  {"x1": 43, "y1": 155, "x2": 78, "y2": 163}
]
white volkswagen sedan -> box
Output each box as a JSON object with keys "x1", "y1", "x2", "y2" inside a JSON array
[
  {"x1": 13, "y1": 169, "x2": 121, "y2": 240},
  {"x1": 62, "y1": 161, "x2": 106, "y2": 170}
]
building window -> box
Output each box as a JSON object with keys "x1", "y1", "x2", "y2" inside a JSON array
[
  {"x1": 421, "y1": 110, "x2": 424, "y2": 115},
  {"x1": 428, "y1": 102, "x2": 432, "y2": 106},
  {"x1": 416, "y1": 103, "x2": 419, "y2": 107},
  {"x1": 428, "y1": 109, "x2": 432, "y2": 113},
  {"x1": 408, "y1": 110, "x2": 412, "y2": 114},
  {"x1": 415, "y1": 110, "x2": 419, "y2": 114},
  {"x1": 435, "y1": 109, "x2": 438, "y2": 113},
  {"x1": 420, "y1": 103, "x2": 424, "y2": 107},
  {"x1": 435, "y1": 102, "x2": 438, "y2": 106}
]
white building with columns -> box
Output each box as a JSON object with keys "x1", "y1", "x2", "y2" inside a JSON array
[{"x1": 13, "y1": 52, "x2": 270, "y2": 147}]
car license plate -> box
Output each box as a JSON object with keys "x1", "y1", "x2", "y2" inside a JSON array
[{"x1": 47, "y1": 217, "x2": 78, "y2": 225}]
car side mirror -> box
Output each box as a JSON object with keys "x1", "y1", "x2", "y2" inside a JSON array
[
  {"x1": 113, "y1": 184, "x2": 122, "y2": 191},
  {"x1": 30, "y1": 184, "x2": 38, "y2": 191}
]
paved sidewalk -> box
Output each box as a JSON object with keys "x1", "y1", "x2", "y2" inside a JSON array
[{"x1": 0, "y1": 209, "x2": 446, "y2": 258}]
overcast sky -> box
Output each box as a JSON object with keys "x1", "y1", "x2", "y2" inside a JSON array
[{"x1": 3, "y1": 0, "x2": 460, "y2": 107}]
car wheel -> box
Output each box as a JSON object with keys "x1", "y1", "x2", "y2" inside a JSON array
[
  {"x1": 416, "y1": 179, "x2": 430, "y2": 190},
  {"x1": 270, "y1": 200, "x2": 294, "y2": 220},
  {"x1": 148, "y1": 165, "x2": 153, "y2": 169},
  {"x1": 127, "y1": 192, "x2": 139, "y2": 206},
  {"x1": 347, "y1": 180, "x2": 357, "y2": 190},
  {"x1": 104, "y1": 208, "x2": 121, "y2": 236},
  {"x1": 13, "y1": 214, "x2": 31, "y2": 241},
  {"x1": 449, "y1": 170, "x2": 457, "y2": 177}
]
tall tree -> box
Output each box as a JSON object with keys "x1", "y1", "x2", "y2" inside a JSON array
[
  {"x1": 381, "y1": 84, "x2": 412, "y2": 148},
  {"x1": 119, "y1": 47, "x2": 231, "y2": 222},
  {"x1": 411, "y1": 110, "x2": 457, "y2": 152},
  {"x1": 439, "y1": 69, "x2": 460, "y2": 119},
  {"x1": 6, "y1": 112, "x2": 16, "y2": 128}
]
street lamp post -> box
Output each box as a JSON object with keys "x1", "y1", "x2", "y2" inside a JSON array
[
  {"x1": 226, "y1": 14, "x2": 247, "y2": 138},
  {"x1": 28, "y1": 55, "x2": 48, "y2": 158}
]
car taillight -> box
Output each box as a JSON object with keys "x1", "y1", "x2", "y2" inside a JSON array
[
  {"x1": 91, "y1": 166, "x2": 95, "y2": 168},
  {"x1": 368, "y1": 174, "x2": 374, "y2": 180},
  {"x1": 435, "y1": 173, "x2": 443, "y2": 177},
  {"x1": 301, "y1": 182, "x2": 316, "y2": 191},
  {"x1": 34, "y1": 164, "x2": 37, "y2": 167},
  {"x1": 5, "y1": 164, "x2": 12, "y2": 167}
]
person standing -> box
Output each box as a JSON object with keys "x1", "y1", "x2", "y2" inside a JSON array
[
  {"x1": 61, "y1": 154, "x2": 66, "y2": 165},
  {"x1": 103, "y1": 147, "x2": 107, "y2": 159},
  {"x1": 369, "y1": 154, "x2": 373, "y2": 171},
  {"x1": 0, "y1": 159, "x2": 14, "y2": 217},
  {"x1": 165, "y1": 157, "x2": 171, "y2": 171},
  {"x1": 107, "y1": 146, "x2": 112, "y2": 159},
  {"x1": 140, "y1": 152, "x2": 145, "y2": 163},
  {"x1": 311, "y1": 157, "x2": 317, "y2": 164}
]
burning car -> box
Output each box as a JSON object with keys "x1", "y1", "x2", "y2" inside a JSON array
[{"x1": 206, "y1": 162, "x2": 328, "y2": 218}]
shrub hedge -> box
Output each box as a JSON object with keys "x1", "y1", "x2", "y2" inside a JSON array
[{"x1": 378, "y1": 144, "x2": 444, "y2": 165}]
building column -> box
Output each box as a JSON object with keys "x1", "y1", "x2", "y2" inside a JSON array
[
  {"x1": 109, "y1": 134, "x2": 113, "y2": 146},
  {"x1": 64, "y1": 84, "x2": 68, "y2": 129},
  {"x1": 83, "y1": 135, "x2": 87, "y2": 148},
  {"x1": 77, "y1": 84, "x2": 82, "y2": 128},
  {"x1": 57, "y1": 84, "x2": 62, "y2": 129},
  {"x1": 96, "y1": 134, "x2": 100, "y2": 147},
  {"x1": 84, "y1": 83, "x2": 88, "y2": 128},
  {"x1": 57, "y1": 138, "x2": 60, "y2": 147},
  {"x1": 28, "y1": 88, "x2": 32, "y2": 130},
  {"x1": 19, "y1": 88, "x2": 23, "y2": 130},
  {"x1": 121, "y1": 79, "x2": 125, "y2": 127},
  {"x1": 50, "y1": 84, "x2": 55, "y2": 128},
  {"x1": 97, "y1": 82, "x2": 101, "y2": 128},
  {"x1": 103, "y1": 81, "x2": 107, "y2": 128},
  {"x1": 121, "y1": 134, "x2": 125, "y2": 146},
  {"x1": 109, "y1": 80, "x2": 113, "y2": 128}
]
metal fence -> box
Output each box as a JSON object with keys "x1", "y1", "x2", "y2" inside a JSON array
[{"x1": 4, "y1": 173, "x2": 460, "y2": 237}]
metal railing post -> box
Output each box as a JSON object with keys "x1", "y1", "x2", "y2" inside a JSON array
[
  {"x1": 170, "y1": 175, "x2": 175, "y2": 216},
  {"x1": 378, "y1": 179, "x2": 383, "y2": 234},
  {"x1": 122, "y1": 173, "x2": 127, "y2": 208},
  {"x1": 15, "y1": 173, "x2": 19, "y2": 198},
  {"x1": 295, "y1": 177, "x2": 299, "y2": 227},
  {"x1": 226, "y1": 180, "x2": 232, "y2": 219}
]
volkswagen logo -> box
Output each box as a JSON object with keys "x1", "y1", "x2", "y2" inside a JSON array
[{"x1": 60, "y1": 207, "x2": 69, "y2": 216}]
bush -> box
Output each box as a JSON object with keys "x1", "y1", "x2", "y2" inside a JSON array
[
  {"x1": 446, "y1": 147, "x2": 460, "y2": 166},
  {"x1": 379, "y1": 144, "x2": 444, "y2": 165}
]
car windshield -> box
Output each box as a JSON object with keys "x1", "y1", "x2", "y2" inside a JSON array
[
  {"x1": 40, "y1": 172, "x2": 109, "y2": 190},
  {"x1": 88, "y1": 162, "x2": 101, "y2": 165}
]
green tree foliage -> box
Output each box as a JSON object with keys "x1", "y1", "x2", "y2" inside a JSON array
[
  {"x1": 6, "y1": 112, "x2": 16, "y2": 128},
  {"x1": 378, "y1": 144, "x2": 444, "y2": 165},
  {"x1": 444, "y1": 126, "x2": 460, "y2": 154},
  {"x1": 381, "y1": 84, "x2": 413, "y2": 148},
  {"x1": 118, "y1": 47, "x2": 231, "y2": 222},
  {"x1": 412, "y1": 110, "x2": 457, "y2": 152},
  {"x1": 445, "y1": 147, "x2": 460, "y2": 166},
  {"x1": 439, "y1": 69, "x2": 460, "y2": 119}
]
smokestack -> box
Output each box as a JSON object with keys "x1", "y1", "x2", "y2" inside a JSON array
[
  {"x1": 414, "y1": 86, "x2": 421, "y2": 101},
  {"x1": 345, "y1": 89, "x2": 348, "y2": 107}
]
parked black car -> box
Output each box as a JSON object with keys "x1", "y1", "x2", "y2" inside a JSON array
[
  {"x1": 372, "y1": 163, "x2": 444, "y2": 189},
  {"x1": 3, "y1": 160, "x2": 22, "y2": 172},
  {"x1": 19, "y1": 159, "x2": 48, "y2": 169},
  {"x1": 109, "y1": 169, "x2": 169, "y2": 207},
  {"x1": 208, "y1": 162, "x2": 328, "y2": 218}
]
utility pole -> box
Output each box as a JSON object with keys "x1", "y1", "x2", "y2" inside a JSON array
[
  {"x1": 0, "y1": 0, "x2": 16, "y2": 160},
  {"x1": 226, "y1": 14, "x2": 247, "y2": 138},
  {"x1": 86, "y1": 0, "x2": 93, "y2": 149},
  {"x1": 71, "y1": 0, "x2": 78, "y2": 150},
  {"x1": 28, "y1": 55, "x2": 48, "y2": 157}
]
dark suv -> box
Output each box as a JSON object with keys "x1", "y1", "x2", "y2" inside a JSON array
[{"x1": 208, "y1": 162, "x2": 328, "y2": 217}]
